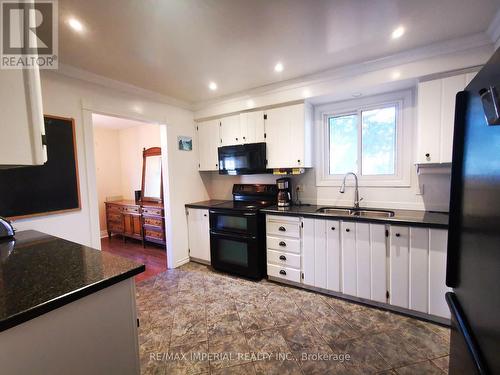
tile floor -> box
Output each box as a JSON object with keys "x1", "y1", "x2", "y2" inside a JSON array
[{"x1": 136, "y1": 262, "x2": 450, "y2": 374}]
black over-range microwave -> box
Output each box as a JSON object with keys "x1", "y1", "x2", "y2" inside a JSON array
[{"x1": 218, "y1": 142, "x2": 269, "y2": 175}]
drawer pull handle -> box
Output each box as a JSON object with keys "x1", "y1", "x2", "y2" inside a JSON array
[
  {"x1": 278, "y1": 226, "x2": 286, "y2": 232},
  {"x1": 346, "y1": 228, "x2": 350, "y2": 232},
  {"x1": 279, "y1": 255, "x2": 287, "y2": 261},
  {"x1": 279, "y1": 241, "x2": 286, "y2": 247},
  {"x1": 395, "y1": 233, "x2": 401, "y2": 237},
  {"x1": 279, "y1": 270, "x2": 287, "y2": 276}
]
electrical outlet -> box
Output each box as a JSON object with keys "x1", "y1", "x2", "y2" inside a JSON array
[{"x1": 296, "y1": 184, "x2": 304, "y2": 192}]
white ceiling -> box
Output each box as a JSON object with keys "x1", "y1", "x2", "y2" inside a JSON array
[
  {"x1": 92, "y1": 113, "x2": 151, "y2": 130},
  {"x1": 59, "y1": 0, "x2": 500, "y2": 104}
]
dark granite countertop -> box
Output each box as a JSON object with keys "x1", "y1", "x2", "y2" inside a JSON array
[
  {"x1": 0, "y1": 230, "x2": 145, "y2": 332},
  {"x1": 185, "y1": 200, "x2": 229, "y2": 209},
  {"x1": 262, "y1": 205, "x2": 448, "y2": 228}
]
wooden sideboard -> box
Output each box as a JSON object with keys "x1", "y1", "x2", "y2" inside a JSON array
[{"x1": 105, "y1": 200, "x2": 166, "y2": 247}]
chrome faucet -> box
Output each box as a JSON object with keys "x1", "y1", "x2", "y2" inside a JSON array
[{"x1": 340, "y1": 172, "x2": 363, "y2": 208}]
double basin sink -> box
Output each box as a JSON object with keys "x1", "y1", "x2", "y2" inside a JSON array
[{"x1": 316, "y1": 207, "x2": 395, "y2": 218}]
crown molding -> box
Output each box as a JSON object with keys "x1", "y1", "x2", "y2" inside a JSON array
[
  {"x1": 487, "y1": 8, "x2": 500, "y2": 49},
  {"x1": 193, "y1": 32, "x2": 492, "y2": 112},
  {"x1": 54, "y1": 63, "x2": 193, "y2": 111}
]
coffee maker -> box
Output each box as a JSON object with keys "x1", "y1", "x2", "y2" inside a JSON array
[{"x1": 276, "y1": 178, "x2": 292, "y2": 207}]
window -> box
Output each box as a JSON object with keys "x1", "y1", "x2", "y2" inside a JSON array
[
  {"x1": 329, "y1": 105, "x2": 397, "y2": 176},
  {"x1": 317, "y1": 90, "x2": 412, "y2": 187}
]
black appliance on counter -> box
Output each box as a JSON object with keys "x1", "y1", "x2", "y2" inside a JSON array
[
  {"x1": 209, "y1": 184, "x2": 277, "y2": 279},
  {"x1": 276, "y1": 177, "x2": 292, "y2": 207},
  {"x1": 218, "y1": 143, "x2": 269, "y2": 175},
  {"x1": 446, "y1": 48, "x2": 500, "y2": 374}
]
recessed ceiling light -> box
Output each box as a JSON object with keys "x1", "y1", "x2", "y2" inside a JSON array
[
  {"x1": 246, "y1": 99, "x2": 255, "y2": 108},
  {"x1": 391, "y1": 71, "x2": 401, "y2": 80},
  {"x1": 68, "y1": 18, "x2": 84, "y2": 32},
  {"x1": 391, "y1": 26, "x2": 405, "y2": 39},
  {"x1": 208, "y1": 82, "x2": 217, "y2": 91},
  {"x1": 274, "y1": 62, "x2": 284, "y2": 72}
]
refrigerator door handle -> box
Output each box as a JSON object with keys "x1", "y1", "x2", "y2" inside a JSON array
[{"x1": 446, "y1": 90, "x2": 469, "y2": 288}]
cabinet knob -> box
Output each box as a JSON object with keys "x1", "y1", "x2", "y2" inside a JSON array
[
  {"x1": 297, "y1": 159, "x2": 301, "y2": 163},
  {"x1": 278, "y1": 226, "x2": 286, "y2": 232},
  {"x1": 346, "y1": 228, "x2": 350, "y2": 232},
  {"x1": 425, "y1": 153, "x2": 430, "y2": 159},
  {"x1": 204, "y1": 214, "x2": 207, "y2": 217},
  {"x1": 279, "y1": 241, "x2": 287, "y2": 247},
  {"x1": 279, "y1": 270, "x2": 287, "y2": 275},
  {"x1": 243, "y1": 136, "x2": 246, "y2": 140},
  {"x1": 279, "y1": 255, "x2": 287, "y2": 261},
  {"x1": 395, "y1": 233, "x2": 400, "y2": 237},
  {"x1": 216, "y1": 163, "x2": 218, "y2": 167},
  {"x1": 331, "y1": 227, "x2": 335, "y2": 231},
  {"x1": 236, "y1": 137, "x2": 238, "y2": 141}
]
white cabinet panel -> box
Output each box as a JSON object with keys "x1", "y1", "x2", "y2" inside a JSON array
[
  {"x1": 267, "y1": 249, "x2": 301, "y2": 269},
  {"x1": 267, "y1": 264, "x2": 301, "y2": 283},
  {"x1": 409, "y1": 227, "x2": 429, "y2": 313},
  {"x1": 341, "y1": 221, "x2": 357, "y2": 296},
  {"x1": 265, "y1": 103, "x2": 311, "y2": 169},
  {"x1": 356, "y1": 223, "x2": 371, "y2": 299},
  {"x1": 267, "y1": 236, "x2": 300, "y2": 254},
  {"x1": 429, "y1": 229, "x2": 451, "y2": 319},
  {"x1": 371, "y1": 224, "x2": 387, "y2": 303},
  {"x1": 314, "y1": 220, "x2": 327, "y2": 289},
  {"x1": 187, "y1": 208, "x2": 210, "y2": 262},
  {"x1": 220, "y1": 115, "x2": 241, "y2": 146},
  {"x1": 197, "y1": 120, "x2": 220, "y2": 171},
  {"x1": 0, "y1": 68, "x2": 46, "y2": 166},
  {"x1": 390, "y1": 226, "x2": 409, "y2": 308},
  {"x1": 240, "y1": 111, "x2": 265, "y2": 143},
  {"x1": 440, "y1": 75, "x2": 466, "y2": 163},
  {"x1": 326, "y1": 221, "x2": 341, "y2": 292},
  {"x1": 417, "y1": 80, "x2": 442, "y2": 164},
  {"x1": 267, "y1": 220, "x2": 301, "y2": 238},
  {"x1": 301, "y1": 218, "x2": 315, "y2": 287}
]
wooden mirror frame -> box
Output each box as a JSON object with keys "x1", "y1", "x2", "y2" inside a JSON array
[{"x1": 141, "y1": 147, "x2": 163, "y2": 203}]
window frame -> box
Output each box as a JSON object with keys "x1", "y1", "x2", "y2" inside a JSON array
[{"x1": 316, "y1": 89, "x2": 413, "y2": 187}]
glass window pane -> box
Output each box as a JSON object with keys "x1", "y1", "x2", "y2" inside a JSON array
[
  {"x1": 361, "y1": 106, "x2": 396, "y2": 175},
  {"x1": 329, "y1": 115, "x2": 358, "y2": 174}
]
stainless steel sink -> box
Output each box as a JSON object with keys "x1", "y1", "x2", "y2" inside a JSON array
[
  {"x1": 316, "y1": 207, "x2": 395, "y2": 218},
  {"x1": 316, "y1": 207, "x2": 353, "y2": 215},
  {"x1": 350, "y1": 209, "x2": 395, "y2": 218}
]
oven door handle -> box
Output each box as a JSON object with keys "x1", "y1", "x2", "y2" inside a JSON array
[
  {"x1": 209, "y1": 209, "x2": 257, "y2": 217},
  {"x1": 210, "y1": 230, "x2": 257, "y2": 241}
]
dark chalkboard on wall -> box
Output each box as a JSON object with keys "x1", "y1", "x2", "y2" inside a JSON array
[{"x1": 0, "y1": 116, "x2": 81, "y2": 219}]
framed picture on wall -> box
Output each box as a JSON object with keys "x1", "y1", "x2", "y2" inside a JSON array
[{"x1": 177, "y1": 136, "x2": 192, "y2": 151}]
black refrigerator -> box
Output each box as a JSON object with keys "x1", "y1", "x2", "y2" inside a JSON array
[{"x1": 446, "y1": 48, "x2": 500, "y2": 375}]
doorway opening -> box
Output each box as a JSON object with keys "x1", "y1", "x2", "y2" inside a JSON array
[{"x1": 91, "y1": 113, "x2": 167, "y2": 282}]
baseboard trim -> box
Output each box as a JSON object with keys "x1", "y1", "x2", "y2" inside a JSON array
[
  {"x1": 100, "y1": 230, "x2": 108, "y2": 238},
  {"x1": 174, "y1": 257, "x2": 190, "y2": 268}
]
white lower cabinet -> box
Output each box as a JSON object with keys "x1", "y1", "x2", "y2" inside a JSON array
[
  {"x1": 390, "y1": 226, "x2": 450, "y2": 319},
  {"x1": 266, "y1": 214, "x2": 450, "y2": 321},
  {"x1": 187, "y1": 208, "x2": 211, "y2": 263}
]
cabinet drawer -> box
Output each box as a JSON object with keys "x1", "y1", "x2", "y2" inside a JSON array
[
  {"x1": 142, "y1": 207, "x2": 162, "y2": 216},
  {"x1": 145, "y1": 229, "x2": 164, "y2": 240},
  {"x1": 267, "y1": 221, "x2": 300, "y2": 238},
  {"x1": 144, "y1": 217, "x2": 163, "y2": 227},
  {"x1": 267, "y1": 264, "x2": 301, "y2": 283},
  {"x1": 123, "y1": 206, "x2": 139, "y2": 214},
  {"x1": 267, "y1": 249, "x2": 301, "y2": 269},
  {"x1": 108, "y1": 223, "x2": 123, "y2": 232},
  {"x1": 266, "y1": 236, "x2": 300, "y2": 254},
  {"x1": 107, "y1": 213, "x2": 122, "y2": 222},
  {"x1": 106, "y1": 204, "x2": 122, "y2": 213}
]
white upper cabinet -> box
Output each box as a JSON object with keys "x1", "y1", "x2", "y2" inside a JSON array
[
  {"x1": 197, "y1": 119, "x2": 220, "y2": 171},
  {"x1": 239, "y1": 110, "x2": 265, "y2": 143},
  {"x1": 220, "y1": 114, "x2": 241, "y2": 146},
  {"x1": 416, "y1": 72, "x2": 477, "y2": 164},
  {"x1": 0, "y1": 68, "x2": 46, "y2": 167},
  {"x1": 264, "y1": 103, "x2": 312, "y2": 169}
]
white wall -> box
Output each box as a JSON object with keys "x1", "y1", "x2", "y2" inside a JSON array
[
  {"x1": 13, "y1": 71, "x2": 209, "y2": 268},
  {"x1": 93, "y1": 127, "x2": 123, "y2": 232},
  {"x1": 118, "y1": 124, "x2": 161, "y2": 200}
]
